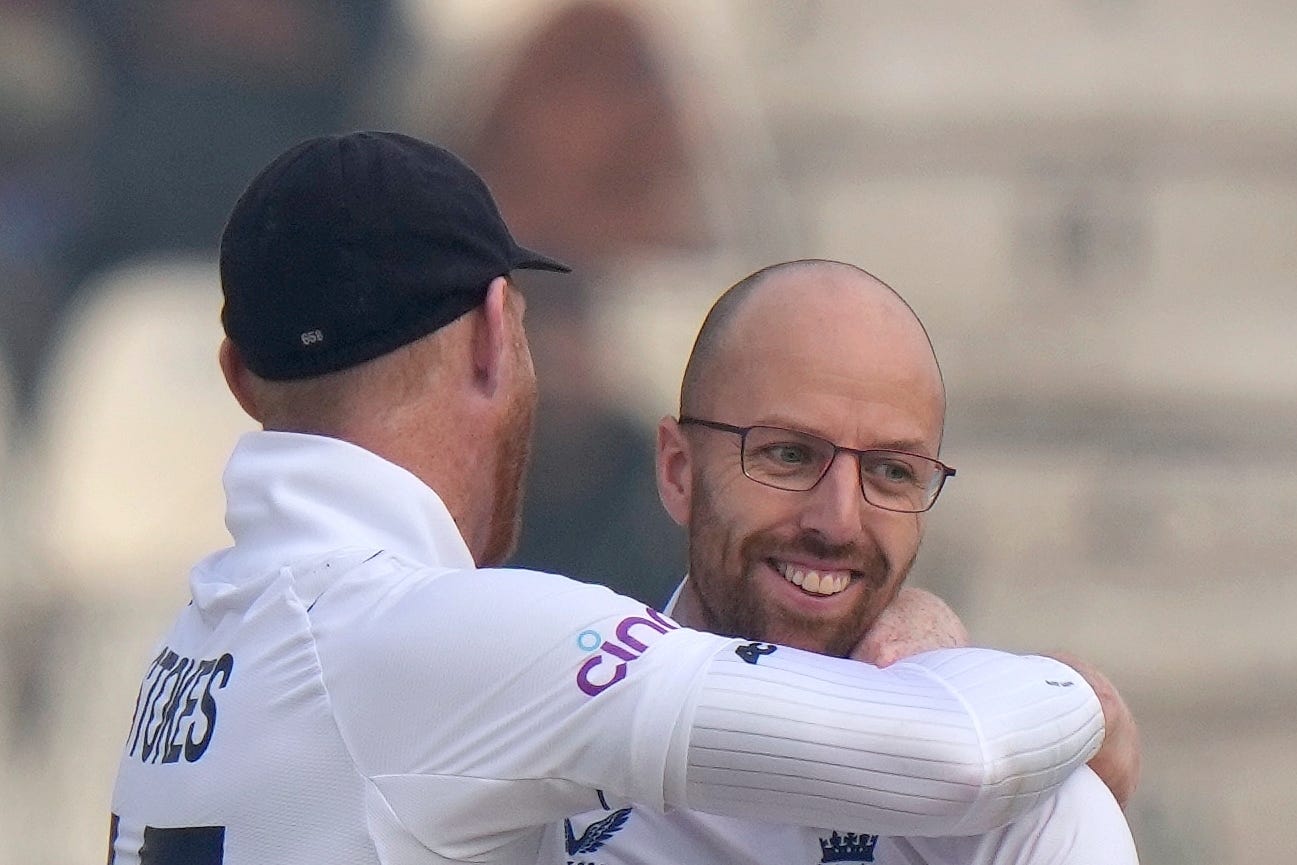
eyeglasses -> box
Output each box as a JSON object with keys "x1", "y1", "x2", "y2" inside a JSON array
[{"x1": 678, "y1": 417, "x2": 955, "y2": 514}]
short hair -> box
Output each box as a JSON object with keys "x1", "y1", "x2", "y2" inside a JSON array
[{"x1": 249, "y1": 327, "x2": 445, "y2": 436}]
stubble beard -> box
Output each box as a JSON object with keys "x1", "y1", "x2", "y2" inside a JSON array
[
  {"x1": 686, "y1": 476, "x2": 913, "y2": 657},
  {"x1": 480, "y1": 378, "x2": 537, "y2": 567}
]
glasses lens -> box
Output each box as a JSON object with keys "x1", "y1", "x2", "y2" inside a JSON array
[
  {"x1": 741, "y1": 426, "x2": 836, "y2": 491},
  {"x1": 859, "y1": 452, "x2": 943, "y2": 512}
]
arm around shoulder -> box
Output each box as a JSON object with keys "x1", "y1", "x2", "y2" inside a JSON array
[{"x1": 669, "y1": 643, "x2": 1104, "y2": 837}]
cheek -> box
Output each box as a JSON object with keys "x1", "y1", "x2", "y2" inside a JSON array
[
  {"x1": 519, "y1": 343, "x2": 537, "y2": 393},
  {"x1": 513, "y1": 319, "x2": 537, "y2": 382},
  {"x1": 695, "y1": 475, "x2": 803, "y2": 560},
  {"x1": 874, "y1": 513, "x2": 924, "y2": 575}
]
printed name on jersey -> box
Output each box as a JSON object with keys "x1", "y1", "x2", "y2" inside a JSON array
[
  {"x1": 575, "y1": 607, "x2": 678, "y2": 696},
  {"x1": 125, "y1": 647, "x2": 234, "y2": 764},
  {"x1": 819, "y1": 830, "x2": 879, "y2": 863}
]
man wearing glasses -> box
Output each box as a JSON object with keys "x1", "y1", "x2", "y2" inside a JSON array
[{"x1": 546, "y1": 259, "x2": 1139, "y2": 864}]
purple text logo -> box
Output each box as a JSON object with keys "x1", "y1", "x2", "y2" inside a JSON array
[{"x1": 576, "y1": 608, "x2": 679, "y2": 696}]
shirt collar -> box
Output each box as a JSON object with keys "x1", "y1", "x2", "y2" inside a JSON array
[
  {"x1": 207, "y1": 430, "x2": 474, "y2": 588},
  {"x1": 663, "y1": 577, "x2": 688, "y2": 615}
]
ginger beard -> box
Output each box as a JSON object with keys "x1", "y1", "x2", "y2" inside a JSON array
[
  {"x1": 480, "y1": 318, "x2": 539, "y2": 566},
  {"x1": 685, "y1": 472, "x2": 918, "y2": 657}
]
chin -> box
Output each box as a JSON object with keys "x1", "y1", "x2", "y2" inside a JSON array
[{"x1": 761, "y1": 621, "x2": 845, "y2": 657}]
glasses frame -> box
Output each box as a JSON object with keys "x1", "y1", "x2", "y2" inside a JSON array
[{"x1": 677, "y1": 416, "x2": 956, "y2": 514}]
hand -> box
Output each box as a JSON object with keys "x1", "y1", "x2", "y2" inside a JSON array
[
  {"x1": 851, "y1": 586, "x2": 970, "y2": 666},
  {"x1": 1048, "y1": 651, "x2": 1141, "y2": 810}
]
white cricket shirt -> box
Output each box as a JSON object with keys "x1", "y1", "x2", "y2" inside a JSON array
[
  {"x1": 108, "y1": 431, "x2": 1104, "y2": 865},
  {"x1": 545, "y1": 742, "x2": 1138, "y2": 865},
  {"x1": 542, "y1": 584, "x2": 1139, "y2": 865}
]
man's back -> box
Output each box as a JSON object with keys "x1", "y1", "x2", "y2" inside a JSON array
[
  {"x1": 111, "y1": 551, "x2": 376, "y2": 864},
  {"x1": 107, "y1": 432, "x2": 715, "y2": 865}
]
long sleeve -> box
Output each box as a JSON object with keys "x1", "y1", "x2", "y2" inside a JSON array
[{"x1": 675, "y1": 644, "x2": 1103, "y2": 836}]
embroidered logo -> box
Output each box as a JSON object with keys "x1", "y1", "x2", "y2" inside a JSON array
[
  {"x1": 564, "y1": 807, "x2": 633, "y2": 861},
  {"x1": 819, "y1": 830, "x2": 879, "y2": 863}
]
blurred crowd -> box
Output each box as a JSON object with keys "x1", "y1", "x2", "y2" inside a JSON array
[
  {"x1": 0, "y1": 2, "x2": 715, "y2": 591},
  {"x1": 2, "y1": 1, "x2": 390, "y2": 407}
]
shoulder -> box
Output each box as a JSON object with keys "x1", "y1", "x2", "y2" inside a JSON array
[{"x1": 310, "y1": 559, "x2": 685, "y2": 667}]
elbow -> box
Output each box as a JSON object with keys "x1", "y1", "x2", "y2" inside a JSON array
[{"x1": 951, "y1": 725, "x2": 1103, "y2": 834}]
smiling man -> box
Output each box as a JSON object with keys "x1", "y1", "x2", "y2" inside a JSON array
[
  {"x1": 546, "y1": 260, "x2": 1139, "y2": 864},
  {"x1": 663, "y1": 259, "x2": 950, "y2": 658}
]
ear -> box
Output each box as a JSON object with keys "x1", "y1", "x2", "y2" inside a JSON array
[
  {"x1": 656, "y1": 415, "x2": 693, "y2": 527},
  {"x1": 219, "y1": 338, "x2": 264, "y2": 423},
  {"x1": 469, "y1": 276, "x2": 511, "y2": 394}
]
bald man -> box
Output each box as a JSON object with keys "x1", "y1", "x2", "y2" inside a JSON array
[{"x1": 544, "y1": 260, "x2": 1139, "y2": 864}]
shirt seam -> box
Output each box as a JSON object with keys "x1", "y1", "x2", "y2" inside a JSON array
[{"x1": 290, "y1": 567, "x2": 390, "y2": 860}]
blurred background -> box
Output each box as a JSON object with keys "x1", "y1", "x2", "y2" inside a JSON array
[{"x1": 0, "y1": 1, "x2": 1293, "y2": 862}]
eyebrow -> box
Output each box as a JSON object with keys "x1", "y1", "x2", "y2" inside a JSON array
[{"x1": 756, "y1": 417, "x2": 936, "y2": 457}]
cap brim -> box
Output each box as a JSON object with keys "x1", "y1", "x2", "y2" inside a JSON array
[{"x1": 511, "y1": 244, "x2": 572, "y2": 273}]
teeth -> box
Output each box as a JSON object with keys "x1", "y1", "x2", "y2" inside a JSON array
[{"x1": 775, "y1": 562, "x2": 850, "y2": 596}]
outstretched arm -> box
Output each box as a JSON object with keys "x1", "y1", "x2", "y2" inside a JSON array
[{"x1": 678, "y1": 641, "x2": 1102, "y2": 836}]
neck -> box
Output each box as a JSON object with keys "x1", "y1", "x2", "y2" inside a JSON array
[
  {"x1": 670, "y1": 577, "x2": 710, "y2": 630},
  {"x1": 342, "y1": 400, "x2": 500, "y2": 567}
]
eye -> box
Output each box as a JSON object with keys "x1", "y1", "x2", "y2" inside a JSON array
[
  {"x1": 744, "y1": 432, "x2": 830, "y2": 477},
  {"x1": 864, "y1": 457, "x2": 920, "y2": 485},
  {"x1": 765, "y1": 443, "x2": 813, "y2": 465},
  {"x1": 742, "y1": 427, "x2": 834, "y2": 483}
]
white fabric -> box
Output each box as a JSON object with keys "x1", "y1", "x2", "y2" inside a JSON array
[
  {"x1": 683, "y1": 647, "x2": 1104, "y2": 835},
  {"x1": 544, "y1": 765, "x2": 1137, "y2": 865},
  {"x1": 109, "y1": 431, "x2": 1104, "y2": 865},
  {"x1": 542, "y1": 582, "x2": 1135, "y2": 865}
]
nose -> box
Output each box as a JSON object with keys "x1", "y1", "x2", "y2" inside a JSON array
[{"x1": 797, "y1": 450, "x2": 867, "y2": 545}]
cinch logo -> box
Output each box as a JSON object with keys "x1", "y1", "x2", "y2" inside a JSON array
[{"x1": 575, "y1": 607, "x2": 679, "y2": 696}]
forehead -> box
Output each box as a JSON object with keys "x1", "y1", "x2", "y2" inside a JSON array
[{"x1": 705, "y1": 268, "x2": 944, "y2": 452}]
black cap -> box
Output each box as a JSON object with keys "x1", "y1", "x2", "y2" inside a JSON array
[{"x1": 219, "y1": 130, "x2": 570, "y2": 380}]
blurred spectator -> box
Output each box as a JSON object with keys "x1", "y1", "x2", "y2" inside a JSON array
[
  {"x1": 72, "y1": 0, "x2": 398, "y2": 271},
  {"x1": 449, "y1": 1, "x2": 712, "y2": 601},
  {"x1": 0, "y1": 0, "x2": 406, "y2": 418},
  {"x1": 0, "y1": 1, "x2": 99, "y2": 412},
  {"x1": 511, "y1": 270, "x2": 684, "y2": 606},
  {"x1": 459, "y1": 0, "x2": 711, "y2": 263}
]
